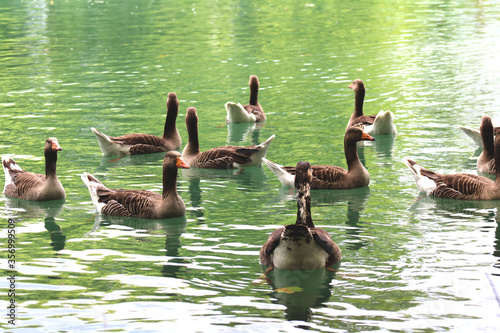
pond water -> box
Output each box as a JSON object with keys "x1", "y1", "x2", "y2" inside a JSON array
[{"x1": 1, "y1": 0, "x2": 500, "y2": 331}]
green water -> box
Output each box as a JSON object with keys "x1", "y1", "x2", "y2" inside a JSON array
[{"x1": 1, "y1": 0, "x2": 500, "y2": 331}]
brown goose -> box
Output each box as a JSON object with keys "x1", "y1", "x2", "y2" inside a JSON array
[
  {"x1": 347, "y1": 79, "x2": 396, "y2": 135},
  {"x1": 2, "y1": 137, "x2": 65, "y2": 201},
  {"x1": 182, "y1": 107, "x2": 275, "y2": 169},
  {"x1": 260, "y1": 161, "x2": 341, "y2": 273},
  {"x1": 225, "y1": 75, "x2": 266, "y2": 123},
  {"x1": 81, "y1": 151, "x2": 190, "y2": 219},
  {"x1": 92, "y1": 92, "x2": 182, "y2": 156},
  {"x1": 477, "y1": 115, "x2": 496, "y2": 174},
  {"x1": 403, "y1": 117, "x2": 500, "y2": 200},
  {"x1": 263, "y1": 127, "x2": 375, "y2": 189}
]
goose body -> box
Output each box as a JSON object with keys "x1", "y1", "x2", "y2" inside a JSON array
[
  {"x1": 81, "y1": 151, "x2": 190, "y2": 219},
  {"x1": 183, "y1": 107, "x2": 275, "y2": 168},
  {"x1": 92, "y1": 92, "x2": 182, "y2": 156},
  {"x1": 2, "y1": 137, "x2": 65, "y2": 201},
  {"x1": 225, "y1": 75, "x2": 266, "y2": 123},
  {"x1": 347, "y1": 79, "x2": 396, "y2": 135},
  {"x1": 260, "y1": 161, "x2": 341, "y2": 271},
  {"x1": 263, "y1": 127, "x2": 375, "y2": 189},
  {"x1": 404, "y1": 116, "x2": 500, "y2": 201}
]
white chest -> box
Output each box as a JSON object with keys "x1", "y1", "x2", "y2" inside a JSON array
[{"x1": 272, "y1": 237, "x2": 328, "y2": 270}]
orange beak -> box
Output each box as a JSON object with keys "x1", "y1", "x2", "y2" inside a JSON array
[
  {"x1": 348, "y1": 83, "x2": 353, "y2": 89},
  {"x1": 361, "y1": 132, "x2": 375, "y2": 141},
  {"x1": 176, "y1": 157, "x2": 190, "y2": 169},
  {"x1": 52, "y1": 140, "x2": 63, "y2": 151}
]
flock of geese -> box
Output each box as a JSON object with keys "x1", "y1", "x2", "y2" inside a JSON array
[{"x1": 2, "y1": 75, "x2": 496, "y2": 276}]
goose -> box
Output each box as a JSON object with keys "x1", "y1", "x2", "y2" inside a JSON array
[
  {"x1": 477, "y1": 115, "x2": 495, "y2": 174},
  {"x1": 2, "y1": 137, "x2": 65, "y2": 201},
  {"x1": 182, "y1": 107, "x2": 275, "y2": 168},
  {"x1": 92, "y1": 92, "x2": 182, "y2": 156},
  {"x1": 263, "y1": 127, "x2": 375, "y2": 189},
  {"x1": 403, "y1": 117, "x2": 500, "y2": 200},
  {"x1": 347, "y1": 79, "x2": 396, "y2": 135},
  {"x1": 81, "y1": 151, "x2": 190, "y2": 219},
  {"x1": 260, "y1": 161, "x2": 341, "y2": 273},
  {"x1": 225, "y1": 75, "x2": 266, "y2": 123}
]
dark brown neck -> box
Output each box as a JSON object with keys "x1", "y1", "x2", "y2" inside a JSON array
[
  {"x1": 296, "y1": 182, "x2": 314, "y2": 228},
  {"x1": 344, "y1": 136, "x2": 359, "y2": 171},
  {"x1": 354, "y1": 88, "x2": 365, "y2": 117},
  {"x1": 163, "y1": 100, "x2": 178, "y2": 138},
  {"x1": 162, "y1": 165, "x2": 178, "y2": 198},
  {"x1": 494, "y1": 134, "x2": 500, "y2": 181},
  {"x1": 45, "y1": 150, "x2": 58, "y2": 179},
  {"x1": 186, "y1": 113, "x2": 200, "y2": 154},
  {"x1": 249, "y1": 78, "x2": 259, "y2": 106},
  {"x1": 482, "y1": 125, "x2": 495, "y2": 161}
]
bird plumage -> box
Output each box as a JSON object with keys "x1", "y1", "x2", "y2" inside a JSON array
[
  {"x1": 260, "y1": 161, "x2": 341, "y2": 272},
  {"x1": 2, "y1": 137, "x2": 65, "y2": 201},
  {"x1": 81, "y1": 151, "x2": 190, "y2": 219},
  {"x1": 182, "y1": 107, "x2": 274, "y2": 168},
  {"x1": 404, "y1": 116, "x2": 500, "y2": 201},
  {"x1": 347, "y1": 79, "x2": 396, "y2": 135},
  {"x1": 225, "y1": 75, "x2": 266, "y2": 123},
  {"x1": 264, "y1": 127, "x2": 375, "y2": 189},
  {"x1": 92, "y1": 92, "x2": 182, "y2": 156}
]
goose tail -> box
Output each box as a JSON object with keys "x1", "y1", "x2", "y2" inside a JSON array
[
  {"x1": 459, "y1": 126, "x2": 482, "y2": 146},
  {"x1": 402, "y1": 158, "x2": 436, "y2": 195},
  {"x1": 225, "y1": 102, "x2": 256, "y2": 123},
  {"x1": 250, "y1": 134, "x2": 276, "y2": 165},
  {"x1": 370, "y1": 110, "x2": 396, "y2": 135},
  {"x1": 91, "y1": 127, "x2": 129, "y2": 157},
  {"x1": 263, "y1": 158, "x2": 295, "y2": 187},
  {"x1": 2, "y1": 156, "x2": 23, "y2": 191},
  {"x1": 81, "y1": 172, "x2": 106, "y2": 213}
]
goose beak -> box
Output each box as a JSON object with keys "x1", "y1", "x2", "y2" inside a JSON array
[
  {"x1": 348, "y1": 83, "x2": 353, "y2": 89},
  {"x1": 52, "y1": 140, "x2": 63, "y2": 151},
  {"x1": 361, "y1": 132, "x2": 375, "y2": 141},
  {"x1": 176, "y1": 157, "x2": 190, "y2": 169}
]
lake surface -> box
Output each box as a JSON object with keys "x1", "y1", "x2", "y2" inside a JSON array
[{"x1": 1, "y1": 0, "x2": 500, "y2": 331}]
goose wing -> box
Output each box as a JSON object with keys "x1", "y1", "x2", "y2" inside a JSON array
[
  {"x1": 311, "y1": 228, "x2": 341, "y2": 266},
  {"x1": 129, "y1": 144, "x2": 168, "y2": 155},
  {"x1": 97, "y1": 188, "x2": 158, "y2": 217},
  {"x1": 430, "y1": 173, "x2": 492, "y2": 199},
  {"x1": 259, "y1": 227, "x2": 284, "y2": 267},
  {"x1": 8, "y1": 172, "x2": 45, "y2": 196},
  {"x1": 110, "y1": 133, "x2": 165, "y2": 147},
  {"x1": 282, "y1": 165, "x2": 348, "y2": 189},
  {"x1": 194, "y1": 146, "x2": 253, "y2": 168}
]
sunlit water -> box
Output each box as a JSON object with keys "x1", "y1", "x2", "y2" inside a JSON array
[{"x1": 1, "y1": 0, "x2": 500, "y2": 331}]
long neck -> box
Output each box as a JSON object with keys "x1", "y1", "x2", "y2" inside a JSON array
[
  {"x1": 344, "y1": 136, "x2": 360, "y2": 172},
  {"x1": 296, "y1": 183, "x2": 314, "y2": 228},
  {"x1": 354, "y1": 88, "x2": 365, "y2": 117},
  {"x1": 494, "y1": 134, "x2": 500, "y2": 182},
  {"x1": 163, "y1": 102, "x2": 178, "y2": 138},
  {"x1": 162, "y1": 166, "x2": 178, "y2": 198},
  {"x1": 482, "y1": 126, "x2": 495, "y2": 161},
  {"x1": 45, "y1": 151, "x2": 58, "y2": 179},
  {"x1": 185, "y1": 116, "x2": 200, "y2": 154},
  {"x1": 249, "y1": 81, "x2": 259, "y2": 106}
]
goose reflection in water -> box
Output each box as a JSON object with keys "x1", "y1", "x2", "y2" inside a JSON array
[
  {"x1": 263, "y1": 266, "x2": 338, "y2": 322},
  {"x1": 4, "y1": 198, "x2": 67, "y2": 252},
  {"x1": 88, "y1": 215, "x2": 188, "y2": 278},
  {"x1": 226, "y1": 122, "x2": 265, "y2": 145}
]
